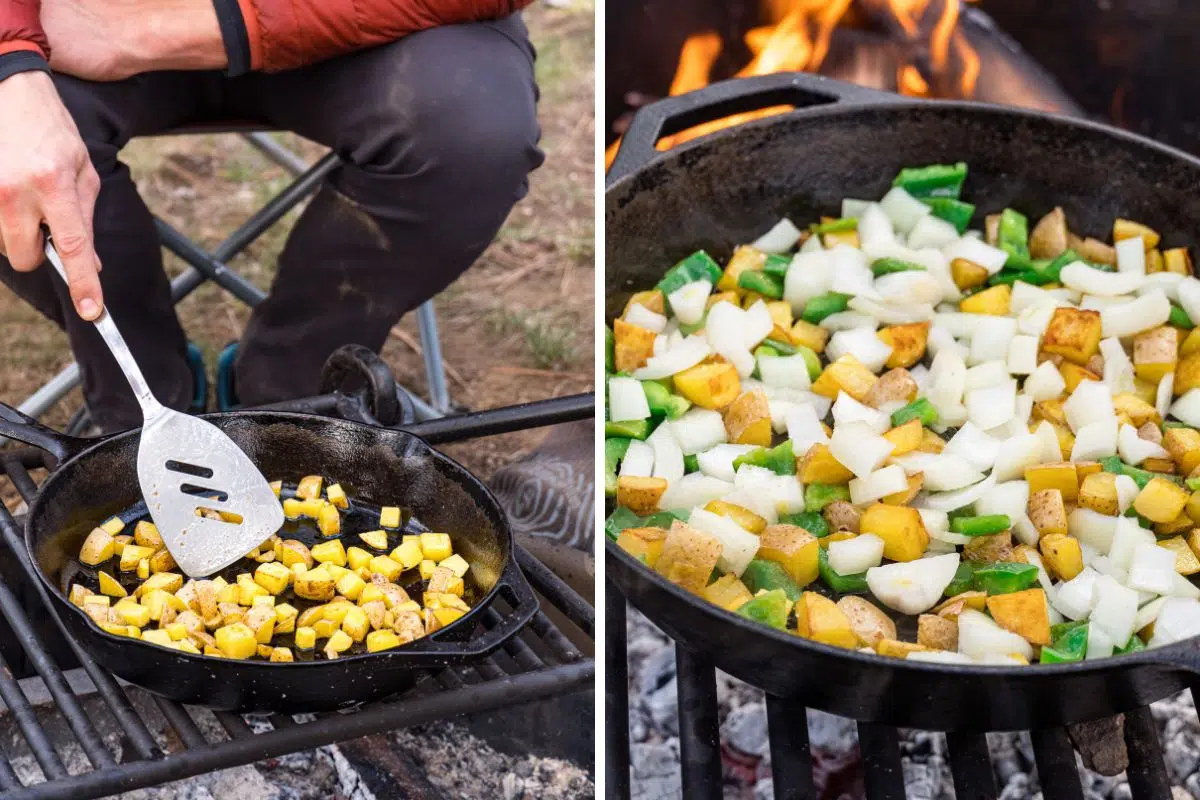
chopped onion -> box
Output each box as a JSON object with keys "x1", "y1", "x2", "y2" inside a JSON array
[
  {"x1": 1060, "y1": 261, "x2": 1145, "y2": 296},
  {"x1": 648, "y1": 424, "x2": 684, "y2": 484},
  {"x1": 965, "y1": 379, "x2": 1017, "y2": 431},
  {"x1": 783, "y1": 250, "x2": 835, "y2": 313},
  {"x1": 874, "y1": 271, "x2": 944, "y2": 307},
  {"x1": 667, "y1": 280, "x2": 713, "y2": 325},
  {"x1": 743, "y1": 300, "x2": 775, "y2": 349},
  {"x1": 758, "y1": 353, "x2": 812, "y2": 389},
  {"x1": 1171, "y1": 572, "x2": 1200, "y2": 600},
  {"x1": 828, "y1": 328, "x2": 893, "y2": 373},
  {"x1": 879, "y1": 186, "x2": 931, "y2": 234},
  {"x1": 942, "y1": 238, "x2": 1009, "y2": 274},
  {"x1": 1115, "y1": 236, "x2": 1146, "y2": 275},
  {"x1": 706, "y1": 301, "x2": 756, "y2": 377},
  {"x1": 969, "y1": 316, "x2": 1018, "y2": 365},
  {"x1": 1126, "y1": 541, "x2": 1177, "y2": 595},
  {"x1": 992, "y1": 433, "x2": 1045, "y2": 482},
  {"x1": 1100, "y1": 336, "x2": 1136, "y2": 395},
  {"x1": 926, "y1": 325, "x2": 969, "y2": 361},
  {"x1": 1032, "y1": 420, "x2": 1063, "y2": 463},
  {"x1": 1158, "y1": 373, "x2": 1176, "y2": 419},
  {"x1": 608, "y1": 377, "x2": 651, "y2": 422},
  {"x1": 1086, "y1": 625, "x2": 1115, "y2": 661},
  {"x1": 800, "y1": 235, "x2": 824, "y2": 254},
  {"x1": 1117, "y1": 422, "x2": 1169, "y2": 465},
  {"x1": 1071, "y1": 417, "x2": 1118, "y2": 461},
  {"x1": 957, "y1": 609, "x2": 1034, "y2": 660},
  {"x1": 785, "y1": 404, "x2": 828, "y2": 454},
  {"x1": 1134, "y1": 597, "x2": 1167, "y2": 633},
  {"x1": 1052, "y1": 567, "x2": 1099, "y2": 621},
  {"x1": 832, "y1": 392, "x2": 890, "y2": 434},
  {"x1": 929, "y1": 527, "x2": 972, "y2": 546},
  {"x1": 829, "y1": 533, "x2": 885, "y2": 574},
  {"x1": 669, "y1": 408, "x2": 727, "y2": 454},
  {"x1": 688, "y1": 508, "x2": 760, "y2": 577},
  {"x1": 624, "y1": 304, "x2": 668, "y2": 332},
  {"x1": 1016, "y1": 303, "x2": 1058, "y2": 337},
  {"x1": 964, "y1": 361, "x2": 1009, "y2": 391},
  {"x1": 975, "y1": 480, "x2": 1037, "y2": 545},
  {"x1": 919, "y1": 508, "x2": 950, "y2": 533},
  {"x1": 1006, "y1": 335, "x2": 1039, "y2": 376},
  {"x1": 943, "y1": 422, "x2": 1001, "y2": 472},
  {"x1": 820, "y1": 311, "x2": 879, "y2": 332},
  {"x1": 849, "y1": 465, "x2": 909, "y2": 504},
  {"x1": 915, "y1": 473, "x2": 997, "y2": 513},
  {"x1": 842, "y1": 198, "x2": 873, "y2": 219},
  {"x1": 1169, "y1": 388, "x2": 1200, "y2": 427},
  {"x1": 892, "y1": 452, "x2": 984, "y2": 492},
  {"x1": 1109, "y1": 516, "x2": 1155, "y2": 571},
  {"x1": 619, "y1": 439, "x2": 654, "y2": 478},
  {"x1": 632, "y1": 335, "x2": 711, "y2": 380},
  {"x1": 1100, "y1": 289, "x2": 1170, "y2": 338},
  {"x1": 907, "y1": 214, "x2": 959, "y2": 249},
  {"x1": 858, "y1": 204, "x2": 898, "y2": 251},
  {"x1": 1139, "y1": 272, "x2": 1184, "y2": 302},
  {"x1": 1063, "y1": 379, "x2": 1114, "y2": 433},
  {"x1": 927, "y1": 347, "x2": 967, "y2": 416},
  {"x1": 1177, "y1": 277, "x2": 1200, "y2": 326},
  {"x1": 848, "y1": 296, "x2": 935, "y2": 325},
  {"x1": 1148, "y1": 597, "x2": 1200, "y2": 648},
  {"x1": 659, "y1": 473, "x2": 733, "y2": 512},
  {"x1": 866, "y1": 553, "x2": 960, "y2": 615},
  {"x1": 1011, "y1": 281, "x2": 1055, "y2": 314},
  {"x1": 829, "y1": 421, "x2": 895, "y2": 479},
  {"x1": 1024, "y1": 361, "x2": 1067, "y2": 402},
  {"x1": 1115, "y1": 474, "x2": 1140, "y2": 513},
  {"x1": 751, "y1": 218, "x2": 803, "y2": 253},
  {"x1": 696, "y1": 443, "x2": 757, "y2": 483},
  {"x1": 1068, "y1": 507, "x2": 1119, "y2": 553}
]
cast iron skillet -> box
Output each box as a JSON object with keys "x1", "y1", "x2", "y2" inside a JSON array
[
  {"x1": 606, "y1": 71, "x2": 1200, "y2": 732},
  {"x1": 0, "y1": 403, "x2": 537, "y2": 714}
]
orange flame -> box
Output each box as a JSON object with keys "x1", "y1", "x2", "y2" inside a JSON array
[{"x1": 607, "y1": 0, "x2": 980, "y2": 170}]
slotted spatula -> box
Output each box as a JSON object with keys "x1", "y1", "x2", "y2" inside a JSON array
[{"x1": 44, "y1": 239, "x2": 284, "y2": 577}]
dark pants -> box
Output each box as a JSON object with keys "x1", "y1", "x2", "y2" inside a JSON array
[{"x1": 0, "y1": 15, "x2": 542, "y2": 433}]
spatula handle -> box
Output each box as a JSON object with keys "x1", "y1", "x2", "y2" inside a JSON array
[{"x1": 43, "y1": 240, "x2": 164, "y2": 418}]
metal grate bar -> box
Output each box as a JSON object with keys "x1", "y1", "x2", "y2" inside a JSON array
[
  {"x1": 0, "y1": 651, "x2": 66, "y2": 779},
  {"x1": 765, "y1": 695, "x2": 815, "y2": 800},
  {"x1": 151, "y1": 698, "x2": 207, "y2": 750},
  {"x1": 530, "y1": 612, "x2": 582, "y2": 663},
  {"x1": 482, "y1": 609, "x2": 544, "y2": 671},
  {"x1": 268, "y1": 714, "x2": 297, "y2": 730},
  {"x1": 213, "y1": 711, "x2": 252, "y2": 741},
  {"x1": 0, "y1": 578, "x2": 112, "y2": 770},
  {"x1": 1030, "y1": 728, "x2": 1084, "y2": 800},
  {"x1": 858, "y1": 722, "x2": 906, "y2": 800},
  {"x1": 401, "y1": 394, "x2": 594, "y2": 445},
  {"x1": 473, "y1": 659, "x2": 506, "y2": 682},
  {"x1": 606, "y1": 585, "x2": 631, "y2": 800},
  {"x1": 0, "y1": 748, "x2": 21, "y2": 791},
  {"x1": 1123, "y1": 707, "x2": 1172, "y2": 800},
  {"x1": 674, "y1": 647, "x2": 722, "y2": 800},
  {"x1": 514, "y1": 546, "x2": 594, "y2": 638},
  {"x1": 945, "y1": 731, "x2": 997, "y2": 800}
]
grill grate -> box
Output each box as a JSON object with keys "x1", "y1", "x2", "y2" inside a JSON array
[
  {"x1": 0, "y1": 393, "x2": 595, "y2": 800},
  {"x1": 607, "y1": 586, "x2": 1187, "y2": 800}
]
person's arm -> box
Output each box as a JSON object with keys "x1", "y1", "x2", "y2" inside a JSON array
[{"x1": 0, "y1": 0, "x2": 51, "y2": 80}]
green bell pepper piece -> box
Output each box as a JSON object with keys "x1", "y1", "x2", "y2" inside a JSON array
[
  {"x1": 657, "y1": 251, "x2": 723, "y2": 301},
  {"x1": 1100, "y1": 455, "x2": 1183, "y2": 489},
  {"x1": 683, "y1": 454, "x2": 699, "y2": 473},
  {"x1": 605, "y1": 507, "x2": 643, "y2": 540},
  {"x1": 817, "y1": 546, "x2": 869, "y2": 594},
  {"x1": 736, "y1": 588, "x2": 791, "y2": 630},
  {"x1": 1036, "y1": 249, "x2": 1080, "y2": 283},
  {"x1": 805, "y1": 483, "x2": 850, "y2": 513},
  {"x1": 641, "y1": 380, "x2": 691, "y2": 420},
  {"x1": 811, "y1": 217, "x2": 858, "y2": 234},
  {"x1": 943, "y1": 562, "x2": 976, "y2": 597},
  {"x1": 604, "y1": 418, "x2": 654, "y2": 440},
  {"x1": 763, "y1": 337, "x2": 796, "y2": 355},
  {"x1": 1049, "y1": 620, "x2": 1086, "y2": 642},
  {"x1": 871, "y1": 257, "x2": 926, "y2": 277},
  {"x1": 949, "y1": 514, "x2": 1011, "y2": 536},
  {"x1": 741, "y1": 559, "x2": 803, "y2": 602},
  {"x1": 891, "y1": 397, "x2": 939, "y2": 427},
  {"x1": 1123, "y1": 506, "x2": 1154, "y2": 529},
  {"x1": 1187, "y1": 477, "x2": 1200, "y2": 492},
  {"x1": 801, "y1": 292, "x2": 851, "y2": 324},
  {"x1": 679, "y1": 315, "x2": 707, "y2": 336},
  {"x1": 974, "y1": 562, "x2": 1039, "y2": 595},
  {"x1": 1170, "y1": 305, "x2": 1195, "y2": 329},
  {"x1": 796, "y1": 346, "x2": 822, "y2": 380},
  {"x1": 780, "y1": 511, "x2": 830, "y2": 538},
  {"x1": 763, "y1": 254, "x2": 792, "y2": 277},
  {"x1": 997, "y1": 208, "x2": 1030, "y2": 266},
  {"x1": 733, "y1": 439, "x2": 796, "y2": 476},
  {"x1": 738, "y1": 270, "x2": 784, "y2": 299},
  {"x1": 1115, "y1": 634, "x2": 1146, "y2": 655},
  {"x1": 921, "y1": 197, "x2": 975, "y2": 233},
  {"x1": 605, "y1": 325, "x2": 615, "y2": 373},
  {"x1": 604, "y1": 438, "x2": 631, "y2": 497},
  {"x1": 892, "y1": 162, "x2": 967, "y2": 199},
  {"x1": 1039, "y1": 623, "x2": 1089, "y2": 664}
]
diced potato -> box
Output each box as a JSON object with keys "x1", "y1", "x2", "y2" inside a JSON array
[
  {"x1": 119, "y1": 544, "x2": 155, "y2": 572},
  {"x1": 418, "y1": 560, "x2": 437, "y2": 580},
  {"x1": 916, "y1": 429, "x2": 946, "y2": 454},
  {"x1": 1134, "y1": 477, "x2": 1190, "y2": 523},
  {"x1": 133, "y1": 521, "x2": 163, "y2": 549},
  {"x1": 624, "y1": 289, "x2": 666, "y2": 317},
  {"x1": 366, "y1": 629, "x2": 402, "y2": 653},
  {"x1": 429, "y1": 605, "x2": 467, "y2": 631},
  {"x1": 81, "y1": 595, "x2": 110, "y2": 624},
  {"x1": 917, "y1": 614, "x2": 958, "y2": 651},
  {"x1": 116, "y1": 602, "x2": 151, "y2": 627},
  {"x1": 758, "y1": 524, "x2": 819, "y2": 586},
  {"x1": 273, "y1": 540, "x2": 310, "y2": 571},
  {"x1": 380, "y1": 506, "x2": 402, "y2": 529},
  {"x1": 1039, "y1": 534, "x2": 1083, "y2": 580},
  {"x1": 717, "y1": 245, "x2": 767, "y2": 293},
  {"x1": 310, "y1": 540, "x2": 347, "y2": 567},
  {"x1": 654, "y1": 520, "x2": 723, "y2": 594},
  {"x1": 811, "y1": 354, "x2": 878, "y2": 402},
  {"x1": 1042, "y1": 307, "x2": 1102, "y2": 365},
  {"x1": 705, "y1": 500, "x2": 767, "y2": 534},
  {"x1": 1028, "y1": 489, "x2": 1068, "y2": 537},
  {"x1": 427, "y1": 566, "x2": 464, "y2": 596},
  {"x1": 367, "y1": 555, "x2": 402, "y2": 582},
  {"x1": 100, "y1": 516, "x2": 125, "y2": 535},
  {"x1": 613, "y1": 318, "x2": 659, "y2": 374},
  {"x1": 1076, "y1": 461, "x2": 1102, "y2": 481},
  {"x1": 798, "y1": 443, "x2": 854, "y2": 484},
  {"x1": 1165, "y1": 247, "x2": 1193, "y2": 276},
  {"x1": 419, "y1": 532, "x2": 453, "y2": 562},
  {"x1": 317, "y1": 504, "x2": 341, "y2": 537},
  {"x1": 214, "y1": 622, "x2": 257, "y2": 659},
  {"x1": 1032, "y1": 398, "x2": 1068, "y2": 427},
  {"x1": 251, "y1": 595, "x2": 276, "y2": 608},
  {"x1": 876, "y1": 639, "x2": 930, "y2": 659},
  {"x1": 341, "y1": 606, "x2": 369, "y2": 641},
  {"x1": 722, "y1": 390, "x2": 772, "y2": 447},
  {"x1": 361, "y1": 599, "x2": 387, "y2": 630},
  {"x1": 617, "y1": 475, "x2": 668, "y2": 515},
  {"x1": 877, "y1": 322, "x2": 930, "y2": 369},
  {"x1": 236, "y1": 574, "x2": 269, "y2": 606},
  {"x1": 296, "y1": 475, "x2": 324, "y2": 500},
  {"x1": 707, "y1": 291, "x2": 738, "y2": 310},
  {"x1": 837, "y1": 596, "x2": 896, "y2": 647},
  {"x1": 864, "y1": 368, "x2": 917, "y2": 410},
  {"x1": 674, "y1": 361, "x2": 741, "y2": 410},
  {"x1": 824, "y1": 501, "x2": 862, "y2": 534},
  {"x1": 391, "y1": 537, "x2": 424, "y2": 569},
  {"x1": 69, "y1": 584, "x2": 93, "y2": 607},
  {"x1": 345, "y1": 546, "x2": 372, "y2": 572},
  {"x1": 294, "y1": 566, "x2": 336, "y2": 602},
  {"x1": 933, "y1": 591, "x2": 988, "y2": 618},
  {"x1": 79, "y1": 528, "x2": 115, "y2": 566},
  {"x1": 986, "y1": 588, "x2": 1051, "y2": 645},
  {"x1": 1146, "y1": 248, "x2": 1165, "y2": 274},
  {"x1": 1030, "y1": 207, "x2": 1068, "y2": 259},
  {"x1": 882, "y1": 473, "x2": 924, "y2": 506},
  {"x1": 859, "y1": 504, "x2": 928, "y2": 562},
  {"x1": 325, "y1": 482, "x2": 349, "y2": 510},
  {"x1": 1024, "y1": 462, "x2": 1079, "y2": 501},
  {"x1": 274, "y1": 603, "x2": 298, "y2": 635},
  {"x1": 950, "y1": 257, "x2": 989, "y2": 291},
  {"x1": 882, "y1": 419, "x2": 922, "y2": 456},
  {"x1": 1113, "y1": 393, "x2": 1161, "y2": 427},
  {"x1": 963, "y1": 531, "x2": 1014, "y2": 563},
  {"x1": 1069, "y1": 234, "x2": 1117, "y2": 265},
  {"x1": 616, "y1": 526, "x2": 668, "y2": 567},
  {"x1": 790, "y1": 319, "x2": 829, "y2": 353},
  {"x1": 253, "y1": 562, "x2": 291, "y2": 595},
  {"x1": 1134, "y1": 327, "x2": 1179, "y2": 383},
  {"x1": 960, "y1": 284, "x2": 1011, "y2": 316},
  {"x1": 1157, "y1": 536, "x2": 1200, "y2": 575},
  {"x1": 1164, "y1": 428, "x2": 1200, "y2": 476},
  {"x1": 136, "y1": 558, "x2": 150, "y2": 580},
  {"x1": 356, "y1": 530, "x2": 388, "y2": 551},
  {"x1": 1113, "y1": 218, "x2": 1160, "y2": 249},
  {"x1": 112, "y1": 535, "x2": 132, "y2": 555},
  {"x1": 795, "y1": 592, "x2": 857, "y2": 648},
  {"x1": 324, "y1": 629, "x2": 354, "y2": 659},
  {"x1": 332, "y1": 570, "x2": 365, "y2": 600},
  {"x1": 439, "y1": 553, "x2": 470, "y2": 579},
  {"x1": 1156, "y1": 513, "x2": 1192, "y2": 537},
  {"x1": 267, "y1": 647, "x2": 292, "y2": 662},
  {"x1": 1144, "y1": 458, "x2": 1176, "y2": 475},
  {"x1": 294, "y1": 626, "x2": 317, "y2": 650},
  {"x1": 1176, "y1": 351, "x2": 1200, "y2": 396},
  {"x1": 1078, "y1": 472, "x2": 1119, "y2": 516},
  {"x1": 1059, "y1": 361, "x2": 1101, "y2": 393},
  {"x1": 244, "y1": 605, "x2": 277, "y2": 644},
  {"x1": 97, "y1": 571, "x2": 126, "y2": 598},
  {"x1": 137, "y1": 572, "x2": 183, "y2": 597},
  {"x1": 141, "y1": 629, "x2": 172, "y2": 647},
  {"x1": 702, "y1": 574, "x2": 753, "y2": 611}
]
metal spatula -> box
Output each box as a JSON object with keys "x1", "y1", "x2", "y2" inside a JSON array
[{"x1": 44, "y1": 240, "x2": 284, "y2": 577}]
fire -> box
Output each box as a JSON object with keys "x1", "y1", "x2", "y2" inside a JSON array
[{"x1": 607, "y1": 0, "x2": 980, "y2": 170}]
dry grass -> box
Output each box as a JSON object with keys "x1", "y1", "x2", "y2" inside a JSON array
[{"x1": 0, "y1": 3, "x2": 594, "y2": 498}]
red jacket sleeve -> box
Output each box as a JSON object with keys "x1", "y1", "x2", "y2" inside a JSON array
[
  {"x1": 0, "y1": 0, "x2": 49, "y2": 59},
  {"x1": 234, "y1": 0, "x2": 533, "y2": 73}
]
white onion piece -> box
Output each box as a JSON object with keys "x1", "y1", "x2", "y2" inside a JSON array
[
  {"x1": 1032, "y1": 420, "x2": 1063, "y2": 462},
  {"x1": 943, "y1": 421, "x2": 1001, "y2": 472},
  {"x1": 669, "y1": 408, "x2": 727, "y2": 454},
  {"x1": 1068, "y1": 507, "x2": 1119, "y2": 553},
  {"x1": 1024, "y1": 361, "x2": 1067, "y2": 401},
  {"x1": 1109, "y1": 516, "x2": 1155, "y2": 571},
  {"x1": 991, "y1": 433, "x2": 1045, "y2": 482},
  {"x1": 858, "y1": 204, "x2": 898, "y2": 251},
  {"x1": 1126, "y1": 541, "x2": 1177, "y2": 595},
  {"x1": 927, "y1": 347, "x2": 967, "y2": 417},
  {"x1": 619, "y1": 439, "x2": 654, "y2": 478},
  {"x1": 942, "y1": 238, "x2": 1009, "y2": 274},
  {"x1": 666, "y1": 281, "x2": 712, "y2": 326},
  {"x1": 848, "y1": 296, "x2": 935, "y2": 325},
  {"x1": 832, "y1": 392, "x2": 890, "y2": 434},
  {"x1": 907, "y1": 214, "x2": 960, "y2": 249},
  {"x1": 1134, "y1": 597, "x2": 1167, "y2": 633},
  {"x1": 829, "y1": 245, "x2": 877, "y2": 298},
  {"x1": 849, "y1": 465, "x2": 909, "y2": 504},
  {"x1": 957, "y1": 609, "x2": 1034, "y2": 660},
  {"x1": 624, "y1": 304, "x2": 668, "y2": 332},
  {"x1": 1115, "y1": 474, "x2": 1140, "y2": 514},
  {"x1": 751, "y1": 218, "x2": 803, "y2": 253},
  {"x1": 800, "y1": 234, "x2": 824, "y2": 254},
  {"x1": 964, "y1": 361, "x2": 1009, "y2": 391},
  {"x1": 758, "y1": 353, "x2": 812, "y2": 389},
  {"x1": 1148, "y1": 598, "x2": 1200, "y2": 648},
  {"x1": 1101, "y1": 289, "x2": 1170, "y2": 338},
  {"x1": 969, "y1": 316, "x2": 1018, "y2": 365},
  {"x1": 1100, "y1": 336, "x2": 1136, "y2": 395},
  {"x1": 648, "y1": 424, "x2": 684, "y2": 484},
  {"x1": 1016, "y1": 303, "x2": 1058, "y2": 337},
  {"x1": 1011, "y1": 281, "x2": 1055, "y2": 314},
  {"x1": 743, "y1": 301, "x2": 774, "y2": 349},
  {"x1": 783, "y1": 250, "x2": 836, "y2": 313},
  {"x1": 976, "y1": 480, "x2": 1038, "y2": 545},
  {"x1": 1158, "y1": 373, "x2": 1176, "y2": 420},
  {"x1": 633, "y1": 335, "x2": 712, "y2": 380},
  {"x1": 696, "y1": 443, "x2": 757, "y2": 483},
  {"x1": 1169, "y1": 388, "x2": 1200, "y2": 427},
  {"x1": 1177, "y1": 277, "x2": 1200, "y2": 326},
  {"x1": 1007, "y1": 335, "x2": 1039, "y2": 376},
  {"x1": 866, "y1": 554, "x2": 960, "y2": 615},
  {"x1": 1138, "y1": 272, "x2": 1184, "y2": 303},
  {"x1": 1064, "y1": 380, "x2": 1114, "y2": 433},
  {"x1": 1052, "y1": 567, "x2": 1099, "y2": 621},
  {"x1": 827, "y1": 328, "x2": 893, "y2": 373},
  {"x1": 785, "y1": 405, "x2": 828, "y2": 455},
  {"x1": 1117, "y1": 422, "x2": 1169, "y2": 465},
  {"x1": 891, "y1": 452, "x2": 984, "y2": 491},
  {"x1": 926, "y1": 325, "x2": 969, "y2": 361},
  {"x1": 1071, "y1": 417, "x2": 1118, "y2": 461},
  {"x1": 1115, "y1": 236, "x2": 1146, "y2": 275},
  {"x1": 933, "y1": 312, "x2": 981, "y2": 339},
  {"x1": 820, "y1": 312, "x2": 879, "y2": 332},
  {"x1": 965, "y1": 380, "x2": 1017, "y2": 431},
  {"x1": 874, "y1": 270, "x2": 944, "y2": 307},
  {"x1": 1081, "y1": 295, "x2": 1130, "y2": 311},
  {"x1": 830, "y1": 421, "x2": 895, "y2": 479},
  {"x1": 659, "y1": 473, "x2": 732, "y2": 512},
  {"x1": 1060, "y1": 262, "x2": 1145, "y2": 296},
  {"x1": 1171, "y1": 573, "x2": 1200, "y2": 600},
  {"x1": 688, "y1": 509, "x2": 759, "y2": 577},
  {"x1": 1086, "y1": 625, "x2": 1115, "y2": 661},
  {"x1": 915, "y1": 472, "x2": 997, "y2": 512},
  {"x1": 608, "y1": 377, "x2": 651, "y2": 422},
  {"x1": 842, "y1": 198, "x2": 873, "y2": 220},
  {"x1": 829, "y1": 533, "x2": 885, "y2": 574},
  {"x1": 879, "y1": 186, "x2": 931, "y2": 234}
]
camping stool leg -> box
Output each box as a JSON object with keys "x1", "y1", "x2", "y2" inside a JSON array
[
  {"x1": 240, "y1": 132, "x2": 310, "y2": 177},
  {"x1": 417, "y1": 301, "x2": 451, "y2": 413}
]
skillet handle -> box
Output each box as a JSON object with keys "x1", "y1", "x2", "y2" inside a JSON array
[
  {"x1": 421, "y1": 555, "x2": 540, "y2": 660},
  {"x1": 0, "y1": 402, "x2": 92, "y2": 464},
  {"x1": 1130, "y1": 638, "x2": 1200, "y2": 675},
  {"x1": 608, "y1": 72, "x2": 892, "y2": 186}
]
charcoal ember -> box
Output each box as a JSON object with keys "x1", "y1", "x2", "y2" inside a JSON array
[
  {"x1": 988, "y1": 732, "x2": 1034, "y2": 785},
  {"x1": 753, "y1": 777, "x2": 774, "y2": 799},
  {"x1": 806, "y1": 710, "x2": 857, "y2": 754},
  {"x1": 722, "y1": 702, "x2": 769, "y2": 758},
  {"x1": 636, "y1": 642, "x2": 676, "y2": 695},
  {"x1": 643, "y1": 676, "x2": 679, "y2": 737},
  {"x1": 998, "y1": 771, "x2": 1035, "y2": 800},
  {"x1": 1172, "y1": 787, "x2": 1196, "y2": 800},
  {"x1": 1068, "y1": 715, "x2": 1128, "y2": 776},
  {"x1": 631, "y1": 740, "x2": 682, "y2": 800}
]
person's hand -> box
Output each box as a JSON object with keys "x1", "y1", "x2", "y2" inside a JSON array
[{"x1": 0, "y1": 71, "x2": 102, "y2": 320}]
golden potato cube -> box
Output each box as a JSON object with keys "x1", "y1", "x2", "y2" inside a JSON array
[
  {"x1": 141, "y1": 629, "x2": 172, "y2": 647},
  {"x1": 133, "y1": 520, "x2": 163, "y2": 549},
  {"x1": 916, "y1": 429, "x2": 946, "y2": 454},
  {"x1": 933, "y1": 591, "x2": 989, "y2": 618},
  {"x1": 365, "y1": 629, "x2": 401, "y2": 653},
  {"x1": 296, "y1": 475, "x2": 324, "y2": 500},
  {"x1": 217, "y1": 600, "x2": 245, "y2": 626},
  {"x1": 838, "y1": 596, "x2": 897, "y2": 648},
  {"x1": 716, "y1": 245, "x2": 767, "y2": 293},
  {"x1": 795, "y1": 592, "x2": 858, "y2": 649},
  {"x1": 1176, "y1": 351, "x2": 1200, "y2": 396},
  {"x1": 136, "y1": 572, "x2": 183, "y2": 598},
  {"x1": 273, "y1": 603, "x2": 298, "y2": 635},
  {"x1": 1164, "y1": 428, "x2": 1200, "y2": 476},
  {"x1": 290, "y1": 625, "x2": 316, "y2": 650},
  {"x1": 1059, "y1": 361, "x2": 1101, "y2": 393},
  {"x1": 790, "y1": 319, "x2": 829, "y2": 353},
  {"x1": 878, "y1": 322, "x2": 930, "y2": 369},
  {"x1": 344, "y1": 546, "x2": 372, "y2": 572},
  {"x1": 883, "y1": 419, "x2": 923, "y2": 456},
  {"x1": 811, "y1": 354, "x2": 878, "y2": 402},
  {"x1": 859, "y1": 504, "x2": 929, "y2": 563},
  {"x1": 1113, "y1": 393, "x2": 1161, "y2": 428},
  {"x1": 236, "y1": 574, "x2": 268, "y2": 606},
  {"x1": 80, "y1": 528, "x2": 115, "y2": 566},
  {"x1": 325, "y1": 482, "x2": 349, "y2": 510},
  {"x1": 623, "y1": 289, "x2": 666, "y2": 317},
  {"x1": 876, "y1": 639, "x2": 931, "y2": 659},
  {"x1": 390, "y1": 537, "x2": 424, "y2": 569},
  {"x1": 673, "y1": 361, "x2": 741, "y2": 410},
  {"x1": 254, "y1": 561, "x2": 291, "y2": 595},
  {"x1": 317, "y1": 504, "x2": 341, "y2": 537},
  {"x1": 1042, "y1": 307, "x2": 1102, "y2": 365},
  {"x1": 1025, "y1": 462, "x2": 1079, "y2": 501},
  {"x1": 118, "y1": 544, "x2": 155, "y2": 572},
  {"x1": 758, "y1": 524, "x2": 819, "y2": 586},
  {"x1": 1134, "y1": 326, "x2": 1179, "y2": 384},
  {"x1": 1113, "y1": 218, "x2": 1160, "y2": 249},
  {"x1": 296, "y1": 605, "x2": 325, "y2": 629},
  {"x1": 379, "y1": 506, "x2": 402, "y2": 529},
  {"x1": 100, "y1": 516, "x2": 125, "y2": 535},
  {"x1": 439, "y1": 553, "x2": 470, "y2": 579},
  {"x1": 116, "y1": 602, "x2": 151, "y2": 627},
  {"x1": 282, "y1": 498, "x2": 304, "y2": 520},
  {"x1": 722, "y1": 390, "x2": 772, "y2": 447},
  {"x1": 986, "y1": 588, "x2": 1051, "y2": 645},
  {"x1": 416, "y1": 560, "x2": 435, "y2": 580},
  {"x1": 882, "y1": 473, "x2": 924, "y2": 506},
  {"x1": 654, "y1": 520, "x2": 723, "y2": 595},
  {"x1": 294, "y1": 566, "x2": 336, "y2": 602},
  {"x1": 1039, "y1": 534, "x2": 1083, "y2": 581},
  {"x1": 704, "y1": 500, "x2": 767, "y2": 534},
  {"x1": 1157, "y1": 536, "x2": 1200, "y2": 575},
  {"x1": 97, "y1": 570, "x2": 126, "y2": 598},
  {"x1": 163, "y1": 621, "x2": 188, "y2": 641},
  {"x1": 136, "y1": 558, "x2": 151, "y2": 580},
  {"x1": 702, "y1": 574, "x2": 753, "y2": 611},
  {"x1": 951, "y1": 257, "x2": 989, "y2": 290},
  {"x1": 613, "y1": 318, "x2": 658, "y2": 373},
  {"x1": 334, "y1": 571, "x2": 365, "y2": 601},
  {"x1": 69, "y1": 584, "x2": 93, "y2": 607},
  {"x1": 214, "y1": 622, "x2": 257, "y2": 659},
  {"x1": 430, "y1": 606, "x2": 467, "y2": 630},
  {"x1": 963, "y1": 532, "x2": 1014, "y2": 564},
  {"x1": 265, "y1": 646, "x2": 291, "y2": 662},
  {"x1": 616, "y1": 526, "x2": 668, "y2": 568},
  {"x1": 216, "y1": 582, "x2": 239, "y2": 604},
  {"x1": 798, "y1": 443, "x2": 854, "y2": 484},
  {"x1": 369, "y1": 555, "x2": 403, "y2": 582},
  {"x1": 245, "y1": 605, "x2": 277, "y2": 644},
  {"x1": 358, "y1": 530, "x2": 389, "y2": 551},
  {"x1": 960, "y1": 284, "x2": 1011, "y2": 316},
  {"x1": 1078, "y1": 472, "x2": 1120, "y2": 516},
  {"x1": 313, "y1": 618, "x2": 339, "y2": 639},
  {"x1": 1134, "y1": 477, "x2": 1190, "y2": 523},
  {"x1": 112, "y1": 535, "x2": 132, "y2": 555},
  {"x1": 1146, "y1": 458, "x2": 1178, "y2": 476},
  {"x1": 1028, "y1": 489, "x2": 1068, "y2": 537},
  {"x1": 917, "y1": 614, "x2": 958, "y2": 651},
  {"x1": 341, "y1": 606, "x2": 370, "y2": 641},
  {"x1": 324, "y1": 629, "x2": 354, "y2": 658},
  {"x1": 145, "y1": 548, "x2": 176, "y2": 574},
  {"x1": 427, "y1": 566, "x2": 464, "y2": 596},
  {"x1": 311, "y1": 540, "x2": 347, "y2": 567}
]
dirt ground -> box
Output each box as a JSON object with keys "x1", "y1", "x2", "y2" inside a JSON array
[{"x1": 0, "y1": 3, "x2": 594, "y2": 498}]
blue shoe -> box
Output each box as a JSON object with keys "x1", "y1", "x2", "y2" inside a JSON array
[
  {"x1": 186, "y1": 342, "x2": 208, "y2": 414},
  {"x1": 216, "y1": 342, "x2": 240, "y2": 411}
]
